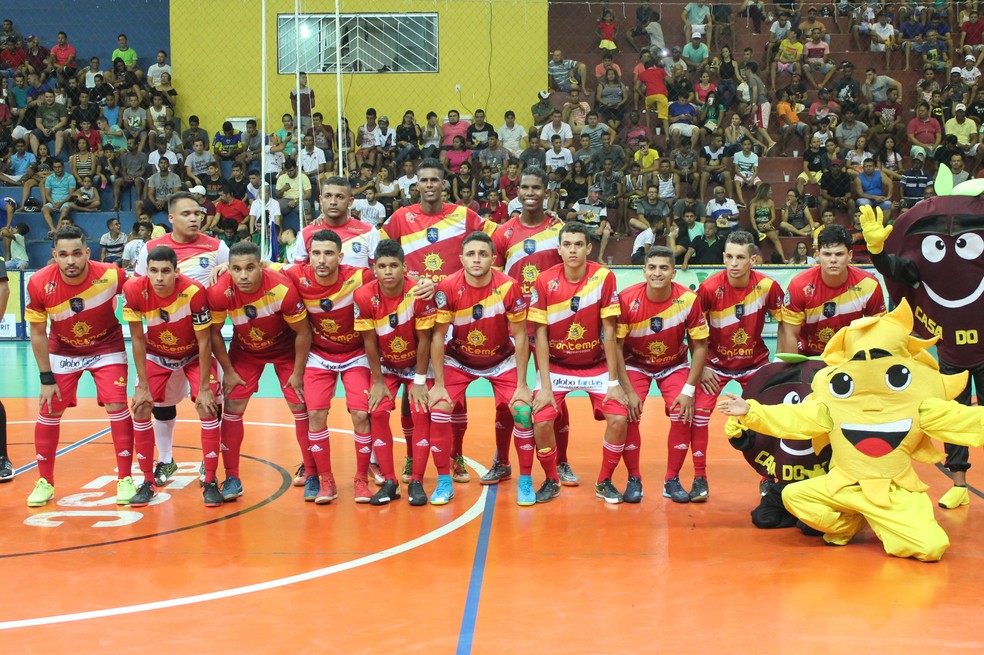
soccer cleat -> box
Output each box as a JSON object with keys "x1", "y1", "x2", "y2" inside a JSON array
[
  {"x1": 368, "y1": 462, "x2": 385, "y2": 486},
  {"x1": 407, "y1": 480, "x2": 428, "y2": 506},
  {"x1": 557, "y1": 462, "x2": 580, "y2": 487},
  {"x1": 293, "y1": 463, "x2": 306, "y2": 486},
  {"x1": 316, "y1": 474, "x2": 338, "y2": 505},
  {"x1": 595, "y1": 478, "x2": 624, "y2": 504},
  {"x1": 480, "y1": 461, "x2": 512, "y2": 485},
  {"x1": 116, "y1": 476, "x2": 138, "y2": 505},
  {"x1": 370, "y1": 479, "x2": 401, "y2": 505},
  {"x1": 535, "y1": 479, "x2": 561, "y2": 503},
  {"x1": 303, "y1": 475, "x2": 320, "y2": 502},
  {"x1": 517, "y1": 475, "x2": 536, "y2": 506},
  {"x1": 353, "y1": 476, "x2": 372, "y2": 504},
  {"x1": 203, "y1": 481, "x2": 224, "y2": 507},
  {"x1": 153, "y1": 460, "x2": 178, "y2": 486},
  {"x1": 401, "y1": 457, "x2": 413, "y2": 484},
  {"x1": 939, "y1": 485, "x2": 970, "y2": 509},
  {"x1": 662, "y1": 477, "x2": 690, "y2": 503},
  {"x1": 623, "y1": 476, "x2": 644, "y2": 504},
  {"x1": 689, "y1": 476, "x2": 709, "y2": 503},
  {"x1": 451, "y1": 454, "x2": 471, "y2": 483},
  {"x1": 221, "y1": 476, "x2": 244, "y2": 502},
  {"x1": 430, "y1": 476, "x2": 455, "y2": 505},
  {"x1": 27, "y1": 478, "x2": 55, "y2": 507},
  {"x1": 129, "y1": 481, "x2": 158, "y2": 508},
  {"x1": 0, "y1": 455, "x2": 14, "y2": 481}
]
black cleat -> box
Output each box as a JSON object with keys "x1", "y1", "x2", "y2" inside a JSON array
[
  {"x1": 203, "y1": 481, "x2": 224, "y2": 507},
  {"x1": 535, "y1": 479, "x2": 561, "y2": 503},
  {"x1": 370, "y1": 479, "x2": 401, "y2": 505},
  {"x1": 129, "y1": 481, "x2": 158, "y2": 508},
  {"x1": 623, "y1": 476, "x2": 644, "y2": 503},
  {"x1": 407, "y1": 480, "x2": 427, "y2": 506}
]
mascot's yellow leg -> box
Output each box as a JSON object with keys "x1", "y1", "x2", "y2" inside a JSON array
[
  {"x1": 863, "y1": 487, "x2": 950, "y2": 562},
  {"x1": 782, "y1": 477, "x2": 866, "y2": 546}
]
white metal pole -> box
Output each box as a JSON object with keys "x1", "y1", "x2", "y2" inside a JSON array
[
  {"x1": 335, "y1": 0, "x2": 344, "y2": 177},
  {"x1": 295, "y1": 0, "x2": 304, "y2": 230},
  {"x1": 260, "y1": 0, "x2": 268, "y2": 261}
]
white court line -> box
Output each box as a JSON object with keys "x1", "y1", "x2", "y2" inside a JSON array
[{"x1": 0, "y1": 420, "x2": 489, "y2": 631}]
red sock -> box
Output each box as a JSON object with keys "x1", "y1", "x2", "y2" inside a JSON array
[
  {"x1": 692, "y1": 410, "x2": 711, "y2": 478},
  {"x1": 555, "y1": 403, "x2": 570, "y2": 463},
  {"x1": 399, "y1": 411, "x2": 415, "y2": 459},
  {"x1": 201, "y1": 417, "x2": 221, "y2": 483},
  {"x1": 293, "y1": 411, "x2": 316, "y2": 474},
  {"x1": 308, "y1": 428, "x2": 333, "y2": 476},
  {"x1": 513, "y1": 426, "x2": 534, "y2": 476},
  {"x1": 132, "y1": 418, "x2": 156, "y2": 483},
  {"x1": 107, "y1": 408, "x2": 135, "y2": 479},
  {"x1": 430, "y1": 411, "x2": 453, "y2": 475},
  {"x1": 494, "y1": 405, "x2": 513, "y2": 465},
  {"x1": 411, "y1": 412, "x2": 430, "y2": 481},
  {"x1": 623, "y1": 422, "x2": 642, "y2": 479},
  {"x1": 598, "y1": 439, "x2": 624, "y2": 483},
  {"x1": 35, "y1": 414, "x2": 61, "y2": 484},
  {"x1": 451, "y1": 411, "x2": 467, "y2": 458},
  {"x1": 537, "y1": 446, "x2": 558, "y2": 481},
  {"x1": 354, "y1": 432, "x2": 371, "y2": 477},
  {"x1": 665, "y1": 418, "x2": 691, "y2": 481},
  {"x1": 221, "y1": 412, "x2": 244, "y2": 478},
  {"x1": 370, "y1": 411, "x2": 396, "y2": 480}
]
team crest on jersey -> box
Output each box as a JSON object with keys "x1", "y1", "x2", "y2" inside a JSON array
[
  {"x1": 199, "y1": 257, "x2": 209, "y2": 269},
  {"x1": 650, "y1": 317, "x2": 663, "y2": 332},
  {"x1": 320, "y1": 298, "x2": 334, "y2": 312},
  {"x1": 570, "y1": 296, "x2": 580, "y2": 312},
  {"x1": 426, "y1": 227, "x2": 440, "y2": 243},
  {"x1": 388, "y1": 313, "x2": 398, "y2": 328},
  {"x1": 472, "y1": 304, "x2": 484, "y2": 320},
  {"x1": 244, "y1": 305, "x2": 258, "y2": 320},
  {"x1": 352, "y1": 242, "x2": 362, "y2": 253},
  {"x1": 523, "y1": 239, "x2": 536, "y2": 254},
  {"x1": 69, "y1": 297, "x2": 85, "y2": 313},
  {"x1": 822, "y1": 301, "x2": 837, "y2": 318},
  {"x1": 734, "y1": 304, "x2": 745, "y2": 319},
  {"x1": 159, "y1": 308, "x2": 170, "y2": 323},
  {"x1": 435, "y1": 291, "x2": 447, "y2": 308}
]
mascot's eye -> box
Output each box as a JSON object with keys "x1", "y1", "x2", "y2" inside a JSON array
[
  {"x1": 829, "y1": 372, "x2": 854, "y2": 399},
  {"x1": 921, "y1": 236, "x2": 946, "y2": 263},
  {"x1": 885, "y1": 364, "x2": 912, "y2": 391},
  {"x1": 955, "y1": 233, "x2": 984, "y2": 261},
  {"x1": 782, "y1": 391, "x2": 802, "y2": 405}
]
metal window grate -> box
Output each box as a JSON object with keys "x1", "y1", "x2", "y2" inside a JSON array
[{"x1": 277, "y1": 13, "x2": 439, "y2": 74}]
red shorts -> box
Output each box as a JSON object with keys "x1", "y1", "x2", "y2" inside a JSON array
[
  {"x1": 373, "y1": 365, "x2": 431, "y2": 414},
  {"x1": 303, "y1": 351, "x2": 371, "y2": 412},
  {"x1": 146, "y1": 354, "x2": 222, "y2": 404},
  {"x1": 532, "y1": 362, "x2": 627, "y2": 423},
  {"x1": 47, "y1": 351, "x2": 129, "y2": 413},
  {"x1": 443, "y1": 356, "x2": 518, "y2": 408},
  {"x1": 227, "y1": 346, "x2": 302, "y2": 404},
  {"x1": 626, "y1": 366, "x2": 716, "y2": 418},
  {"x1": 706, "y1": 362, "x2": 767, "y2": 390}
]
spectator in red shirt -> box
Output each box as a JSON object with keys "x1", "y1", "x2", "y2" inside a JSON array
[
  {"x1": 210, "y1": 184, "x2": 250, "y2": 232},
  {"x1": 48, "y1": 31, "x2": 77, "y2": 84},
  {"x1": 480, "y1": 189, "x2": 509, "y2": 223},
  {"x1": 0, "y1": 38, "x2": 26, "y2": 77},
  {"x1": 906, "y1": 101, "x2": 943, "y2": 160},
  {"x1": 962, "y1": 9, "x2": 984, "y2": 66}
]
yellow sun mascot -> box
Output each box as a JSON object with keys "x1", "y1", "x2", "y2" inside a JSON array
[{"x1": 719, "y1": 299, "x2": 984, "y2": 561}]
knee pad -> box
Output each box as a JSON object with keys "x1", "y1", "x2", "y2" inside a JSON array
[
  {"x1": 511, "y1": 404, "x2": 532, "y2": 429},
  {"x1": 152, "y1": 405, "x2": 177, "y2": 422}
]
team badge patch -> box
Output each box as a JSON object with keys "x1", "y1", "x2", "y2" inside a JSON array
[
  {"x1": 320, "y1": 298, "x2": 334, "y2": 312},
  {"x1": 735, "y1": 304, "x2": 745, "y2": 319},
  {"x1": 435, "y1": 291, "x2": 447, "y2": 308},
  {"x1": 426, "y1": 227, "x2": 439, "y2": 244},
  {"x1": 472, "y1": 304, "x2": 484, "y2": 320},
  {"x1": 650, "y1": 317, "x2": 663, "y2": 332},
  {"x1": 570, "y1": 296, "x2": 580, "y2": 312},
  {"x1": 69, "y1": 297, "x2": 85, "y2": 313},
  {"x1": 244, "y1": 305, "x2": 258, "y2": 320},
  {"x1": 199, "y1": 257, "x2": 209, "y2": 269},
  {"x1": 822, "y1": 301, "x2": 837, "y2": 318},
  {"x1": 352, "y1": 242, "x2": 362, "y2": 253},
  {"x1": 523, "y1": 239, "x2": 536, "y2": 254},
  {"x1": 388, "y1": 313, "x2": 398, "y2": 328},
  {"x1": 159, "y1": 308, "x2": 170, "y2": 323}
]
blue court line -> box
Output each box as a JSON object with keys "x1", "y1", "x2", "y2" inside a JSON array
[
  {"x1": 455, "y1": 484, "x2": 499, "y2": 655},
  {"x1": 13, "y1": 428, "x2": 111, "y2": 476}
]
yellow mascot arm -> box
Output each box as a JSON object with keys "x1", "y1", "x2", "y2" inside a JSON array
[
  {"x1": 738, "y1": 399, "x2": 833, "y2": 441},
  {"x1": 858, "y1": 205, "x2": 892, "y2": 255},
  {"x1": 920, "y1": 398, "x2": 984, "y2": 448}
]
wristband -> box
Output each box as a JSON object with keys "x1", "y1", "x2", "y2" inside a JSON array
[
  {"x1": 607, "y1": 379, "x2": 620, "y2": 388},
  {"x1": 681, "y1": 383, "x2": 696, "y2": 397},
  {"x1": 40, "y1": 371, "x2": 56, "y2": 385},
  {"x1": 413, "y1": 373, "x2": 427, "y2": 385}
]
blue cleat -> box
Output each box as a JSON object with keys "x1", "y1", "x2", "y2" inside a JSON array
[
  {"x1": 517, "y1": 475, "x2": 536, "y2": 506},
  {"x1": 303, "y1": 475, "x2": 320, "y2": 502},
  {"x1": 221, "y1": 476, "x2": 244, "y2": 502},
  {"x1": 429, "y1": 475, "x2": 455, "y2": 505}
]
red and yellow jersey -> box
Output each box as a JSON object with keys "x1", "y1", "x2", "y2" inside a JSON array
[
  {"x1": 26, "y1": 261, "x2": 126, "y2": 356},
  {"x1": 435, "y1": 269, "x2": 528, "y2": 369},
  {"x1": 353, "y1": 278, "x2": 436, "y2": 370},
  {"x1": 783, "y1": 265, "x2": 886, "y2": 355},
  {"x1": 492, "y1": 215, "x2": 564, "y2": 301},
  {"x1": 528, "y1": 261, "x2": 620, "y2": 368},
  {"x1": 135, "y1": 233, "x2": 229, "y2": 287},
  {"x1": 122, "y1": 274, "x2": 211, "y2": 358},
  {"x1": 285, "y1": 263, "x2": 368, "y2": 356},
  {"x1": 379, "y1": 203, "x2": 495, "y2": 281},
  {"x1": 207, "y1": 268, "x2": 307, "y2": 355},
  {"x1": 617, "y1": 281, "x2": 708, "y2": 373},
  {"x1": 698, "y1": 269, "x2": 783, "y2": 371},
  {"x1": 294, "y1": 216, "x2": 380, "y2": 268}
]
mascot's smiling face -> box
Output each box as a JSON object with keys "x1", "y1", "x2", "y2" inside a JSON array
[{"x1": 813, "y1": 300, "x2": 967, "y2": 469}]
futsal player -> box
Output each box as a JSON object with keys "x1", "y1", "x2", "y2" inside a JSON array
[{"x1": 292, "y1": 177, "x2": 380, "y2": 269}]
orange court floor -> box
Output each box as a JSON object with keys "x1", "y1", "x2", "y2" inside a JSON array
[{"x1": 2, "y1": 396, "x2": 984, "y2": 654}]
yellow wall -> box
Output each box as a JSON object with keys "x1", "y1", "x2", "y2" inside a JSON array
[{"x1": 170, "y1": 0, "x2": 548, "y2": 138}]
